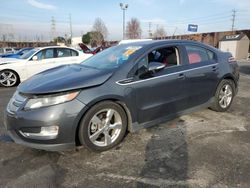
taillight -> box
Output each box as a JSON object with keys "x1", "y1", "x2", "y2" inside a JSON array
[{"x1": 228, "y1": 56, "x2": 236, "y2": 63}]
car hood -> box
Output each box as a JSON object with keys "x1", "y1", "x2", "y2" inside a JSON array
[
  {"x1": 0, "y1": 58, "x2": 24, "y2": 64},
  {"x1": 18, "y1": 64, "x2": 114, "y2": 94}
]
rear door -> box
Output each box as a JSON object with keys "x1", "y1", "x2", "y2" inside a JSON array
[
  {"x1": 54, "y1": 48, "x2": 80, "y2": 65},
  {"x1": 184, "y1": 45, "x2": 219, "y2": 107}
]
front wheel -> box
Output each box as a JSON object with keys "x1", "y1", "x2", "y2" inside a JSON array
[
  {"x1": 0, "y1": 70, "x2": 19, "y2": 87},
  {"x1": 210, "y1": 79, "x2": 235, "y2": 112},
  {"x1": 78, "y1": 101, "x2": 128, "y2": 152}
]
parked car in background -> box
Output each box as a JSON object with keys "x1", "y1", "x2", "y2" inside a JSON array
[
  {"x1": 78, "y1": 43, "x2": 110, "y2": 55},
  {"x1": 4, "y1": 40, "x2": 239, "y2": 152},
  {"x1": 0, "y1": 46, "x2": 92, "y2": 87},
  {"x1": 0, "y1": 47, "x2": 15, "y2": 55},
  {"x1": 0, "y1": 47, "x2": 33, "y2": 58}
]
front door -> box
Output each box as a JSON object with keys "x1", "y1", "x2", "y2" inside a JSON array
[
  {"x1": 133, "y1": 45, "x2": 190, "y2": 124},
  {"x1": 27, "y1": 48, "x2": 56, "y2": 78}
]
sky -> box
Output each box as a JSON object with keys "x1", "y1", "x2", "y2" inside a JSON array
[{"x1": 0, "y1": 0, "x2": 250, "y2": 41}]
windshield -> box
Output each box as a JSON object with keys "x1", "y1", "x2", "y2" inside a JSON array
[
  {"x1": 81, "y1": 45, "x2": 142, "y2": 70},
  {"x1": 19, "y1": 49, "x2": 38, "y2": 59}
]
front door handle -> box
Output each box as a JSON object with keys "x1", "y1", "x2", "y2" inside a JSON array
[
  {"x1": 212, "y1": 66, "x2": 218, "y2": 71},
  {"x1": 178, "y1": 73, "x2": 185, "y2": 79}
]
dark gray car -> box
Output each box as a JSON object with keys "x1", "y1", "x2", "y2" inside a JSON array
[{"x1": 4, "y1": 40, "x2": 239, "y2": 151}]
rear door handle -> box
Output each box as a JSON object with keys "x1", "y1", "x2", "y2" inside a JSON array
[{"x1": 178, "y1": 73, "x2": 185, "y2": 79}]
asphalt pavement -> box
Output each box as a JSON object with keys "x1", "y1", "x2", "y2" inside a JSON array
[{"x1": 0, "y1": 62, "x2": 250, "y2": 188}]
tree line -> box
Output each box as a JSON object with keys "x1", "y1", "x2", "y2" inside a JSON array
[{"x1": 54, "y1": 17, "x2": 166, "y2": 47}]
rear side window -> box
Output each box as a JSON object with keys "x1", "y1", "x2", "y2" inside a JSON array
[
  {"x1": 185, "y1": 45, "x2": 209, "y2": 64},
  {"x1": 6, "y1": 49, "x2": 12, "y2": 52},
  {"x1": 56, "y1": 48, "x2": 71, "y2": 58}
]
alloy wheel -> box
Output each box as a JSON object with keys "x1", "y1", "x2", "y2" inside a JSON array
[
  {"x1": 0, "y1": 71, "x2": 17, "y2": 87},
  {"x1": 88, "y1": 108, "x2": 123, "y2": 147},
  {"x1": 218, "y1": 84, "x2": 233, "y2": 108}
]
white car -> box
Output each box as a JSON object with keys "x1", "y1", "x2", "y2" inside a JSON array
[
  {"x1": 0, "y1": 47, "x2": 15, "y2": 55},
  {"x1": 0, "y1": 46, "x2": 93, "y2": 87}
]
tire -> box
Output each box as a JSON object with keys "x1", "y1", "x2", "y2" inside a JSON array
[
  {"x1": 78, "y1": 101, "x2": 128, "y2": 152},
  {"x1": 210, "y1": 79, "x2": 235, "y2": 112},
  {"x1": 0, "y1": 70, "x2": 19, "y2": 87}
]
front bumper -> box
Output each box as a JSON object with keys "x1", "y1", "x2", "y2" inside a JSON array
[
  {"x1": 7, "y1": 130, "x2": 75, "y2": 151},
  {"x1": 4, "y1": 98, "x2": 86, "y2": 151}
]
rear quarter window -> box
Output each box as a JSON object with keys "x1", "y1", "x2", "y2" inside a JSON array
[
  {"x1": 185, "y1": 45, "x2": 209, "y2": 64},
  {"x1": 71, "y1": 50, "x2": 78, "y2": 56},
  {"x1": 207, "y1": 49, "x2": 217, "y2": 61}
]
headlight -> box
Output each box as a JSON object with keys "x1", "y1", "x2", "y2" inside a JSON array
[{"x1": 24, "y1": 91, "x2": 79, "y2": 110}]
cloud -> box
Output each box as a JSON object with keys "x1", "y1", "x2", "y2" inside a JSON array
[
  {"x1": 141, "y1": 18, "x2": 166, "y2": 24},
  {"x1": 27, "y1": 0, "x2": 57, "y2": 10},
  {"x1": 212, "y1": 0, "x2": 250, "y2": 9},
  {"x1": 135, "y1": 0, "x2": 155, "y2": 6},
  {"x1": 179, "y1": 0, "x2": 186, "y2": 5}
]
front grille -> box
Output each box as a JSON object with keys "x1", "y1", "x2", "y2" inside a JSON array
[{"x1": 7, "y1": 92, "x2": 27, "y2": 115}]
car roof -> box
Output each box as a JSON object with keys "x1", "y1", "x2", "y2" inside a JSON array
[
  {"x1": 33, "y1": 46, "x2": 78, "y2": 51},
  {"x1": 121, "y1": 39, "x2": 218, "y2": 51}
]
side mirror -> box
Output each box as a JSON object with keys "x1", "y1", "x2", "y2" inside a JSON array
[
  {"x1": 32, "y1": 56, "x2": 38, "y2": 61},
  {"x1": 148, "y1": 62, "x2": 165, "y2": 72}
]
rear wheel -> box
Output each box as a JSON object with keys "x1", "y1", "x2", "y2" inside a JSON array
[
  {"x1": 210, "y1": 79, "x2": 235, "y2": 112},
  {"x1": 78, "y1": 101, "x2": 128, "y2": 152},
  {"x1": 0, "y1": 70, "x2": 19, "y2": 87}
]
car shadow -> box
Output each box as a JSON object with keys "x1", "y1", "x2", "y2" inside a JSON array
[
  {"x1": 137, "y1": 118, "x2": 189, "y2": 188},
  {"x1": 239, "y1": 65, "x2": 250, "y2": 75}
]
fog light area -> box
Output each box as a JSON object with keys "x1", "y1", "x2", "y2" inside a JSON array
[{"x1": 19, "y1": 126, "x2": 59, "y2": 140}]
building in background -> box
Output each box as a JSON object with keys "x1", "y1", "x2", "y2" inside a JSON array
[
  {"x1": 160, "y1": 29, "x2": 250, "y2": 58},
  {"x1": 71, "y1": 37, "x2": 82, "y2": 49},
  {"x1": 219, "y1": 34, "x2": 249, "y2": 60}
]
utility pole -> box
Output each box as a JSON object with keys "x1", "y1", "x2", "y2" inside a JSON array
[
  {"x1": 148, "y1": 22, "x2": 152, "y2": 38},
  {"x1": 119, "y1": 3, "x2": 129, "y2": 40},
  {"x1": 172, "y1": 27, "x2": 178, "y2": 39},
  {"x1": 231, "y1": 9, "x2": 236, "y2": 32},
  {"x1": 69, "y1": 13, "x2": 73, "y2": 45},
  {"x1": 51, "y1": 16, "x2": 56, "y2": 42}
]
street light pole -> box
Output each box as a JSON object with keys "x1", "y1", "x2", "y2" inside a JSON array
[{"x1": 119, "y1": 3, "x2": 128, "y2": 40}]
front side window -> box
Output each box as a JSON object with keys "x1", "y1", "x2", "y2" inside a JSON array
[
  {"x1": 44, "y1": 49, "x2": 54, "y2": 59},
  {"x1": 135, "y1": 46, "x2": 180, "y2": 76},
  {"x1": 185, "y1": 45, "x2": 209, "y2": 64},
  {"x1": 35, "y1": 50, "x2": 44, "y2": 60},
  {"x1": 33, "y1": 49, "x2": 54, "y2": 60}
]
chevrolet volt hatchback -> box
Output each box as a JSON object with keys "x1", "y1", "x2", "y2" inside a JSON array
[{"x1": 4, "y1": 40, "x2": 239, "y2": 152}]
